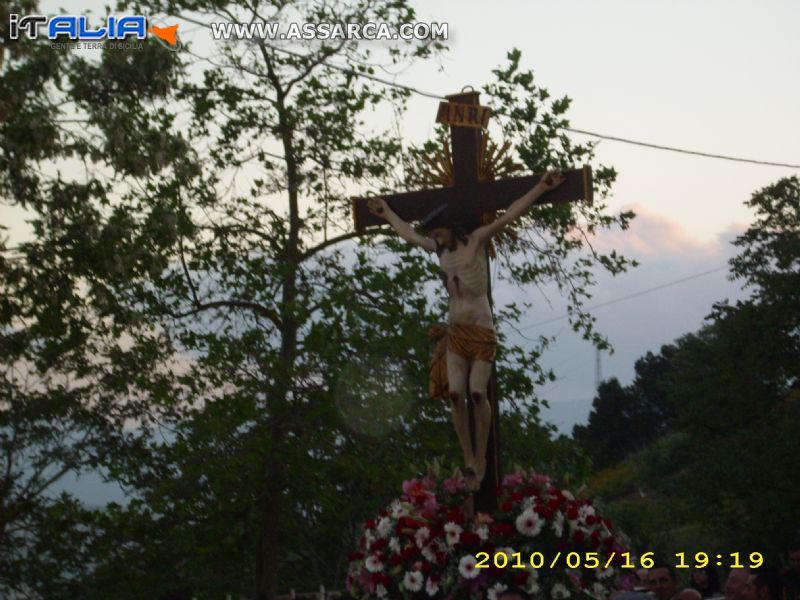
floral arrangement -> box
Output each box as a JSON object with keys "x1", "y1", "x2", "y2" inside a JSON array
[{"x1": 346, "y1": 469, "x2": 628, "y2": 599}]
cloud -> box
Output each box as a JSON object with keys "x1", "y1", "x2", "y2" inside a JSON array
[{"x1": 500, "y1": 207, "x2": 751, "y2": 434}]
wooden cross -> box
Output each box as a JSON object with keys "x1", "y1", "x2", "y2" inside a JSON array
[{"x1": 352, "y1": 90, "x2": 593, "y2": 512}]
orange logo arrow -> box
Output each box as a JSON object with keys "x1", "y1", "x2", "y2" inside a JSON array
[{"x1": 149, "y1": 24, "x2": 179, "y2": 45}]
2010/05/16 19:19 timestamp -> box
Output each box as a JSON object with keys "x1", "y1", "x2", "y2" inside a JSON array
[{"x1": 473, "y1": 551, "x2": 764, "y2": 571}]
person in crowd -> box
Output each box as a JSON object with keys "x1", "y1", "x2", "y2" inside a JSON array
[
  {"x1": 740, "y1": 567, "x2": 784, "y2": 600},
  {"x1": 635, "y1": 568, "x2": 653, "y2": 593},
  {"x1": 692, "y1": 565, "x2": 723, "y2": 598},
  {"x1": 782, "y1": 540, "x2": 800, "y2": 600},
  {"x1": 649, "y1": 562, "x2": 681, "y2": 600},
  {"x1": 724, "y1": 568, "x2": 751, "y2": 600},
  {"x1": 676, "y1": 590, "x2": 703, "y2": 600}
]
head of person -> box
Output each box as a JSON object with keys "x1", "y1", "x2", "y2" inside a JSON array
[
  {"x1": 635, "y1": 568, "x2": 650, "y2": 589},
  {"x1": 740, "y1": 567, "x2": 783, "y2": 600},
  {"x1": 676, "y1": 589, "x2": 702, "y2": 600},
  {"x1": 649, "y1": 562, "x2": 680, "y2": 600},
  {"x1": 420, "y1": 204, "x2": 468, "y2": 253},
  {"x1": 692, "y1": 565, "x2": 721, "y2": 595},
  {"x1": 789, "y1": 540, "x2": 800, "y2": 576},
  {"x1": 724, "y1": 568, "x2": 751, "y2": 600},
  {"x1": 498, "y1": 587, "x2": 531, "y2": 600}
]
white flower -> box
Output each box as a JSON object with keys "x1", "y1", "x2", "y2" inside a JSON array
[
  {"x1": 552, "y1": 582, "x2": 571, "y2": 599},
  {"x1": 515, "y1": 508, "x2": 543, "y2": 537},
  {"x1": 458, "y1": 554, "x2": 479, "y2": 579},
  {"x1": 403, "y1": 571, "x2": 424, "y2": 592},
  {"x1": 495, "y1": 546, "x2": 515, "y2": 562},
  {"x1": 421, "y1": 544, "x2": 437, "y2": 563},
  {"x1": 562, "y1": 490, "x2": 575, "y2": 501},
  {"x1": 487, "y1": 583, "x2": 508, "y2": 600},
  {"x1": 389, "y1": 537, "x2": 401, "y2": 554},
  {"x1": 376, "y1": 516, "x2": 393, "y2": 538},
  {"x1": 425, "y1": 578, "x2": 440, "y2": 596},
  {"x1": 365, "y1": 555, "x2": 383, "y2": 573},
  {"x1": 578, "y1": 504, "x2": 596, "y2": 522},
  {"x1": 475, "y1": 524, "x2": 489, "y2": 541},
  {"x1": 598, "y1": 566, "x2": 615, "y2": 580},
  {"x1": 389, "y1": 499, "x2": 409, "y2": 518},
  {"x1": 591, "y1": 582, "x2": 607, "y2": 599},
  {"x1": 376, "y1": 583, "x2": 388, "y2": 598},
  {"x1": 415, "y1": 526, "x2": 431, "y2": 547},
  {"x1": 526, "y1": 579, "x2": 540, "y2": 595},
  {"x1": 552, "y1": 511, "x2": 565, "y2": 537},
  {"x1": 444, "y1": 521, "x2": 463, "y2": 546}
]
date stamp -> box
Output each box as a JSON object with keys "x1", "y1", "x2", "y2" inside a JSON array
[{"x1": 475, "y1": 551, "x2": 765, "y2": 571}]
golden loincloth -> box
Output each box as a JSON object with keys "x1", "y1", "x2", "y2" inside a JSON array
[{"x1": 428, "y1": 322, "x2": 497, "y2": 400}]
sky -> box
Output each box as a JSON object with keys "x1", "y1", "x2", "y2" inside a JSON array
[
  {"x1": 370, "y1": 0, "x2": 800, "y2": 429},
  {"x1": 8, "y1": 0, "x2": 800, "y2": 503}
]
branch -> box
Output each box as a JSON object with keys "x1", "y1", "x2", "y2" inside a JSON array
[
  {"x1": 300, "y1": 226, "x2": 391, "y2": 261},
  {"x1": 167, "y1": 299, "x2": 281, "y2": 327}
]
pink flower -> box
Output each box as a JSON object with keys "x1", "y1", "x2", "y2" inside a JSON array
[
  {"x1": 502, "y1": 472, "x2": 525, "y2": 487},
  {"x1": 443, "y1": 475, "x2": 466, "y2": 494},
  {"x1": 403, "y1": 478, "x2": 436, "y2": 506},
  {"x1": 532, "y1": 473, "x2": 552, "y2": 486}
]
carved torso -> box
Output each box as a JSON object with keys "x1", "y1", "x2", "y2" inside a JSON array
[{"x1": 437, "y1": 235, "x2": 494, "y2": 329}]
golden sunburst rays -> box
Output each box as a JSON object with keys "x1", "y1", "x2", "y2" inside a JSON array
[
  {"x1": 415, "y1": 132, "x2": 525, "y2": 260},
  {"x1": 478, "y1": 135, "x2": 524, "y2": 183},
  {"x1": 417, "y1": 140, "x2": 454, "y2": 187}
]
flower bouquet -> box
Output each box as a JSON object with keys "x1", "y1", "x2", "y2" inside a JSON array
[{"x1": 346, "y1": 469, "x2": 628, "y2": 599}]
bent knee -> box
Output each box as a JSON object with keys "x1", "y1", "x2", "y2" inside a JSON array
[{"x1": 470, "y1": 391, "x2": 484, "y2": 405}]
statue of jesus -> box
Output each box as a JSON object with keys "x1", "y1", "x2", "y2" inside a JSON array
[{"x1": 367, "y1": 170, "x2": 565, "y2": 490}]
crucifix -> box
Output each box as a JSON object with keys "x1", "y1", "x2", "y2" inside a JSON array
[{"x1": 351, "y1": 90, "x2": 593, "y2": 512}]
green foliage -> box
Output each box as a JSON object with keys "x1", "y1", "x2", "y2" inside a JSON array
[
  {"x1": 573, "y1": 346, "x2": 676, "y2": 469},
  {"x1": 579, "y1": 176, "x2": 800, "y2": 562},
  {"x1": 1, "y1": 1, "x2": 634, "y2": 597}
]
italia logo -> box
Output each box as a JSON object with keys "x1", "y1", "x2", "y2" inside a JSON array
[{"x1": 8, "y1": 14, "x2": 180, "y2": 46}]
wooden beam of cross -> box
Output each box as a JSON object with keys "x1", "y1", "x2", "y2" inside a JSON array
[{"x1": 351, "y1": 91, "x2": 592, "y2": 512}]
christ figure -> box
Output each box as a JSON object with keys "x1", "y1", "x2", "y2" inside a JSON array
[{"x1": 367, "y1": 170, "x2": 565, "y2": 490}]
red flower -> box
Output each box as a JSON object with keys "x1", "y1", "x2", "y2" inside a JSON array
[
  {"x1": 511, "y1": 491, "x2": 524, "y2": 502},
  {"x1": 548, "y1": 497, "x2": 563, "y2": 510},
  {"x1": 572, "y1": 530, "x2": 585, "y2": 545},
  {"x1": 490, "y1": 523, "x2": 514, "y2": 537},
  {"x1": 348, "y1": 551, "x2": 364, "y2": 562},
  {"x1": 500, "y1": 501, "x2": 513, "y2": 512},
  {"x1": 566, "y1": 505, "x2": 579, "y2": 520},
  {"x1": 365, "y1": 519, "x2": 376, "y2": 529},
  {"x1": 459, "y1": 531, "x2": 481, "y2": 546},
  {"x1": 514, "y1": 571, "x2": 530, "y2": 585},
  {"x1": 371, "y1": 538, "x2": 387, "y2": 552},
  {"x1": 447, "y1": 507, "x2": 465, "y2": 525},
  {"x1": 535, "y1": 505, "x2": 554, "y2": 519},
  {"x1": 590, "y1": 530, "x2": 602, "y2": 548},
  {"x1": 586, "y1": 514, "x2": 598, "y2": 526}
]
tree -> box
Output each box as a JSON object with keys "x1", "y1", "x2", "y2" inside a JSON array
[
  {"x1": 582, "y1": 176, "x2": 800, "y2": 560},
  {"x1": 0, "y1": 2, "x2": 634, "y2": 596},
  {"x1": 573, "y1": 345, "x2": 676, "y2": 469}
]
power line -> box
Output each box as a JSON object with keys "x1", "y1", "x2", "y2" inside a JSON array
[
  {"x1": 556, "y1": 125, "x2": 800, "y2": 169},
  {"x1": 261, "y1": 44, "x2": 799, "y2": 169},
  {"x1": 520, "y1": 265, "x2": 730, "y2": 331}
]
